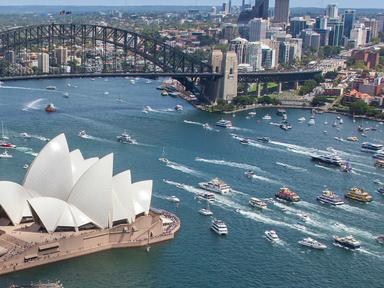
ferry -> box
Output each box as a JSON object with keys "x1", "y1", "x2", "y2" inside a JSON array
[
  {"x1": 116, "y1": 132, "x2": 134, "y2": 144},
  {"x1": 373, "y1": 150, "x2": 384, "y2": 160},
  {"x1": 249, "y1": 197, "x2": 267, "y2": 209},
  {"x1": 275, "y1": 187, "x2": 300, "y2": 202},
  {"x1": 211, "y1": 219, "x2": 228, "y2": 235},
  {"x1": 311, "y1": 153, "x2": 343, "y2": 166},
  {"x1": 199, "y1": 208, "x2": 213, "y2": 216},
  {"x1": 166, "y1": 196, "x2": 180, "y2": 203},
  {"x1": 45, "y1": 103, "x2": 56, "y2": 113},
  {"x1": 199, "y1": 178, "x2": 231, "y2": 194},
  {"x1": 345, "y1": 187, "x2": 373, "y2": 203},
  {"x1": 265, "y1": 230, "x2": 279, "y2": 242},
  {"x1": 316, "y1": 189, "x2": 344, "y2": 206},
  {"x1": 216, "y1": 119, "x2": 232, "y2": 128},
  {"x1": 175, "y1": 105, "x2": 183, "y2": 111},
  {"x1": 361, "y1": 142, "x2": 383, "y2": 153},
  {"x1": 298, "y1": 237, "x2": 327, "y2": 250},
  {"x1": 197, "y1": 192, "x2": 215, "y2": 202},
  {"x1": 0, "y1": 150, "x2": 12, "y2": 159},
  {"x1": 333, "y1": 235, "x2": 361, "y2": 250},
  {"x1": 262, "y1": 114, "x2": 272, "y2": 120},
  {"x1": 46, "y1": 85, "x2": 56, "y2": 90}
]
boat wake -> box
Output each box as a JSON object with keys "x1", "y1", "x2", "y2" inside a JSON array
[
  {"x1": 165, "y1": 161, "x2": 205, "y2": 178},
  {"x1": 183, "y1": 120, "x2": 219, "y2": 132},
  {"x1": 338, "y1": 204, "x2": 381, "y2": 220},
  {"x1": 22, "y1": 98, "x2": 47, "y2": 111},
  {"x1": 248, "y1": 173, "x2": 282, "y2": 185},
  {"x1": 276, "y1": 162, "x2": 307, "y2": 172},
  {"x1": 195, "y1": 157, "x2": 263, "y2": 172},
  {"x1": 15, "y1": 147, "x2": 38, "y2": 157},
  {"x1": 228, "y1": 126, "x2": 253, "y2": 132},
  {"x1": 314, "y1": 164, "x2": 336, "y2": 172}
]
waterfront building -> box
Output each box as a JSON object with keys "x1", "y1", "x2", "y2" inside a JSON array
[
  {"x1": 274, "y1": 0, "x2": 289, "y2": 24},
  {"x1": 249, "y1": 18, "x2": 268, "y2": 41},
  {"x1": 38, "y1": 53, "x2": 49, "y2": 74},
  {"x1": 343, "y1": 10, "x2": 356, "y2": 38},
  {"x1": 326, "y1": 4, "x2": 338, "y2": 19},
  {"x1": 290, "y1": 17, "x2": 307, "y2": 38}
]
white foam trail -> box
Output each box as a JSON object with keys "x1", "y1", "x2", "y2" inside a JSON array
[
  {"x1": 1, "y1": 85, "x2": 58, "y2": 92},
  {"x1": 352, "y1": 165, "x2": 382, "y2": 177},
  {"x1": 338, "y1": 204, "x2": 381, "y2": 220},
  {"x1": 22, "y1": 98, "x2": 46, "y2": 111},
  {"x1": 276, "y1": 162, "x2": 307, "y2": 172},
  {"x1": 230, "y1": 189, "x2": 250, "y2": 197},
  {"x1": 248, "y1": 174, "x2": 282, "y2": 185},
  {"x1": 229, "y1": 126, "x2": 253, "y2": 132},
  {"x1": 15, "y1": 147, "x2": 38, "y2": 157},
  {"x1": 165, "y1": 161, "x2": 204, "y2": 178},
  {"x1": 195, "y1": 157, "x2": 263, "y2": 172},
  {"x1": 358, "y1": 248, "x2": 384, "y2": 259},
  {"x1": 315, "y1": 164, "x2": 337, "y2": 172},
  {"x1": 183, "y1": 120, "x2": 203, "y2": 126}
]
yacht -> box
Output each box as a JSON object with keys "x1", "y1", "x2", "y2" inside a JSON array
[
  {"x1": 373, "y1": 150, "x2": 384, "y2": 160},
  {"x1": 199, "y1": 178, "x2": 231, "y2": 194},
  {"x1": 161, "y1": 90, "x2": 168, "y2": 96},
  {"x1": 339, "y1": 118, "x2": 344, "y2": 124},
  {"x1": 46, "y1": 85, "x2": 56, "y2": 90},
  {"x1": 265, "y1": 230, "x2": 279, "y2": 242},
  {"x1": 20, "y1": 132, "x2": 31, "y2": 139},
  {"x1": 0, "y1": 150, "x2": 12, "y2": 159},
  {"x1": 211, "y1": 219, "x2": 228, "y2": 235},
  {"x1": 346, "y1": 136, "x2": 359, "y2": 142},
  {"x1": 166, "y1": 196, "x2": 180, "y2": 203},
  {"x1": 345, "y1": 187, "x2": 373, "y2": 203},
  {"x1": 311, "y1": 153, "x2": 343, "y2": 166},
  {"x1": 199, "y1": 208, "x2": 213, "y2": 216},
  {"x1": 249, "y1": 197, "x2": 267, "y2": 209},
  {"x1": 158, "y1": 148, "x2": 170, "y2": 164},
  {"x1": 298, "y1": 237, "x2": 327, "y2": 250},
  {"x1": 175, "y1": 105, "x2": 183, "y2": 111},
  {"x1": 257, "y1": 137, "x2": 270, "y2": 143},
  {"x1": 244, "y1": 170, "x2": 256, "y2": 179},
  {"x1": 340, "y1": 160, "x2": 352, "y2": 173},
  {"x1": 275, "y1": 187, "x2": 300, "y2": 202},
  {"x1": 45, "y1": 103, "x2": 56, "y2": 113},
  {"x1": 216, "y1": 119, "x2": 232, "y2": 128},
  {"x1": 361, "y1": 142, "x2": 383, "y2": 153},
  {"x1": 262, "y1": 114, "x2": 272, "y2": 120},
  {"x1": 78, "y1": 130, "x2": 90, "y2": 139},
  {"x1": 332, "y1": 120, "x2": 338, "y2": 127},
  {"x1": 333, "y1": 235, "x2": 361, "y2": 250},
  {"x1": 316, "y1": 189, "x2": 344, "y2": 206},
  {"x1": 116, "y1": 131, "x2": 134, "y2": 144},
  {"x1": 197, "y1": 192, "x2": 215, "y2": 202}
]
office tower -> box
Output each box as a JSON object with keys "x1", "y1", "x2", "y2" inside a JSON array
[
  {"x1": 38, "y1": 53, "x2": 50, "y2": 74},
  {"x1": 247, "y1": 41, "x2": 263, "y2": 70},
  {"x1": 328, "y1": 18, "x2": 344, "y2": 46},
  {"x1": 343, "y1": 10, "x2": 356, "y2": 38},
  {"x1": 350, "y1": 23, "x2": 368, "y2": 47},
  {"x1": 229, "y1": 37, "x2": 249, "y2": 64},
  {"x1": 376, "y1": 13, "x2": 384, "y2": 33},
  {"x1": 300, "y1": 30, "x2": 321, "y2": 51},
  {"x1": 55, "y1": 47, "x2": 68, "y2": 65},
  {"x1": 290, "y1": 17, "x2": 307, "y2": 38},
  {"x1": 326, "y1": 4, "x2": 338, "y2": 19},
  {"x1": 274, "y1": 0, "x2": 289, "y2": 24},
  {"x1": 249, "y1": 18, "x2": 268, "y2": 41}
]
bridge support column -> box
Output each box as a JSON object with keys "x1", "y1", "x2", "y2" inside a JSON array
[
  {"x1": 278, "y1": 82, "x2": 283, "y2": 93},
  {"x1": 257, "y1": 82, "x2": 262, "y2": 97},
  {"x1": 294, "y1": 81, "x2": 299, "y2": 90}
]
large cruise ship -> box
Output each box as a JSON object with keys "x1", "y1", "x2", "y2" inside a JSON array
[
  {"x1": 333, "y1": 235, "x2": 361, "y2": 250},
  {"x1": 345, "y1": 188, "x2": 373, "y2": 203},
  {"x1": 316, "y1": 189, "x2": 344, "y2": 206},
  {"x1": 275, "y1": 187, "x2": 300, "y2": 203},
  {"x1": 311, "y1": 153, "x2": 343, "y2": 166},
  {"x1": 361, "y1": 142, "x2": 383, "y2": 153},
  {"x1": 199, "y1": 178, "x2": 231, "y2": 194}
]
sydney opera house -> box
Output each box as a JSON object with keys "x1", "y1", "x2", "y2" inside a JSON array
[{"x1": 0, "y1": 134, "x2": 180, "y2": 275}]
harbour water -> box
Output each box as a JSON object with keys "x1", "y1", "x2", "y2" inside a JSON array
[{"x1": 0, "y1": 77, "x2": 383, "y2": 287}]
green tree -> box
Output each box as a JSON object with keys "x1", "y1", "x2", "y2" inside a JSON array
[{"x1": 349, "y1": 100, "x2": 369, "y2": 115}]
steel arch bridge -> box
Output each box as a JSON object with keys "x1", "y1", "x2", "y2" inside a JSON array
[{"x1": 0, "y1": 23, "x2": 213, "y2": 75}]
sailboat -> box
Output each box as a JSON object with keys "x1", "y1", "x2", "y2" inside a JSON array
[
  {"x1": 324, "y1": 117, "x2": 328, "y2": 125},
  {"x1": 158, "y1": 147, "x2": 169, "y2": 164},
  {"x1": 1, "y1": 122, "x2": 9, "y2": 140}
]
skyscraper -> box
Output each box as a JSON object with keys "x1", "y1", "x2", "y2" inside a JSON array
[
  {"x1": 377, "y1": 13, "x2": 384, "y2": 33},
  {"x1": 328, "y1": 18, "x2": 344, "y2": 46},
  {"x1": 290, "y1": 17, "x2": 307, "y2": 38},
  {"x1": 38, "y1": 53, "x2": 50, "y2": 74},
  {"x1": 238, "y1": 0, "x2": 269, "y2": 24},
  {"x1": 326, "y1": 4, "x2": 338, "y2": 19},
  {"x1": 274, "y1": 0, "x2": 289, "y2": 24},
  {"x1": 343, "y1": 10, "x2": 356, "y2": 38},
  {"x1": 249, "y1": 18, "x2": 268, "y2": 42}
]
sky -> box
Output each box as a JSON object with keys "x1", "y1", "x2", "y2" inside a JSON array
[{"x1": 0, "y1": 0, "x2": 382, "y2": 8}]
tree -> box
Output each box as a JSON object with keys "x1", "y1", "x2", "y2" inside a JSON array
[
  {"x1": 299, "y1": 80, "x2": 318, "y2": 95},
  {"x1": 324, "y1": 71, "x2": 338, "y2": 80},
  {"x1": 349, "y1": 100, "x2": 369, "y2": 115},
  {"x1": 232, "y1": 96, "x2": 256, "y2": 106}
]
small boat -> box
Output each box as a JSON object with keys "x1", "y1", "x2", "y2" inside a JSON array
[
  {"x1": 62, "y1": 92, "x2": 69, "y2": 98},
  {"x1": 104, "y1": 91, "x2": 109, "y2": 95},
  {"x1": 146, "y1": 80, "x2": 152, "y2": 84},
  {"x1": 333, "y1": 235, "x2": 361, "y2": 250},
  {"x1": 175, "y1": 105, "x2": 183, "y2": 111},
  {"x1": 257, "y1": 137, "x2": 270, "y2": 143},
  {"x1": 332, "y1": 120, "x2": 338, "y2": 127},
  {"x1": 199, "y1": 208, "x2": 213, "y2": 216},
  {"x1": 130, "y1": 79, "x2": 136, "y2": 84},
  {"x1": 19, "y1": 132, "x2": 31, "y2": 139},
  {"x1": 248, "y1": 111, "x2": 257, "y2": 117},
  {"x1": 240, "y1": 138, "x2": 251, "y2": 145},
  {"x1": 216, "y1": 119, "x2": 232, "y2": 128},
  {"x1": 336, "y1": 116, "x2": 341, "y2": 120},
  {"x1": 265, "y1": 230, "x2": 279, "y2": 242},
  {"x1": 275, "y1": 187, "x2": 300, "y2": 202},
  {"x1": 376, "y1": 235, "x2": 384, "y2": 244},
  {"x1": 202, "y1": 123, "x2": 212, "y2": 130},
  {"x1": 211, "y1": 219, "x2": 228, "y2": 235},
  {"x1": 280, "y1": 123, "x2": 292, "y2": 131},
  {"x1": 143, "y1": 106, "x2": 153, "y2": 113},
  {"x1": 158, "y1": 147, "x2": 170, "y2": 164},
  {"x1": 0, "y1": 142, "x2": 16, "y2": 149},
  {"x1": 298, "y1": 117, "x2": 306, "y2": 123},
  {"x1": 197, "y1": 192, "x2": 215, "y2": 202},
  {"x1": 23, "y1": 164, "x2": 29, "y2": 169},
  {"x1": 161, "y1": 90, "x2": 168, "y2": 96},
  {"x1": 46, "y1": 85, "x2": 56, "y2": 90},
  {"x1": 249, "y1": 197, "x2": 267, "y2": 209},
  {"x1": 0, "y1": 150, "x2": 12, "y2": 159},
  {"x1": 346, "y1": 136, "x2": 358, "y2": 142},
  {"x1": 375, "y1": 160, "x2": 384, "y2": 168},
  {"x1": 377, "y1": 187, "x2": 384, "y2": 194},
  {"x1": 308, "y1": 117, "x2": 315, "y2": 126},
  {"x1": 298, "y1": 237, "x2": 327, "y2": 250},
  {"x1": 199, "y1": 178, "x2": 231, "y2": 194},
  {"x1": 78, "y1": 130, "x2": 90, "y2": 139},
  {"x1": 334, "y1": 137, "x2": 343, "y2": 142},
  {"x1": 116, "y1": 131, "x2": 134, "y2": 144},
  {"x1": 262, "y1": 114, "x2": 272, "y2": 120},
  {"x1": 276, "y1": 109, "x2": 287, "y2": 116},
  {"x1": 244, "y1": 170, "x2": 256, "y2": 179},
  {"x1": 166, "y1": 196, "x2": 180, "y2": 203},
  {"x1": 340, "y1": 160, "x2": 352, "y2": 173},
  {"x1": 45, "y1": 103, "x2": 56, "y2": 113},
  {"x1": 339, "y1": 118, "x2": 344, "y2": 124}
]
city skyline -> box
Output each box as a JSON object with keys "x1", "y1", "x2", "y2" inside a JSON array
[{"x1": 0, "y1": 0, "x2": 383, "y2": 8}]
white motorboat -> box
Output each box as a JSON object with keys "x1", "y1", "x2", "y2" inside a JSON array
[
  {"x1": 78, "y1": 130, "x2": 90, "y2": 139},
  {"x1": 298, "y1": 117, "x2": 306, "y2": 123},
  {"x1": 166, "y1": 196, "x2": 180, "y2": 203},
  {"x1": 216, "y1": 119, "x2": 232, "y2": 128},
  {"x1": 298, "y1": 237, "x2": 327, "y2": 250},
  {"x1": 116, "y1": 131, "x2": 134, "y2": 144},
  {"x1": 308, "y1": 117, "x2": 315, "y2": 126},
  {"x1": 0, "y1": 150, "x2": 12, "y2": 159},
  {"x1": 211, "y1": 219, "x2": 228, "y2": 235},
  {"x1": 130, "y1": 79, "x2": 136, "y2": 84},
  {"x1": 249, "y1": 197, "x2": 267, "y2": 209},
  {"x1": 197, "y1": 192, "x2": 215, "y2": 202},
  {"x1": 244, "y1": 170, "x2": 256, "y2": 179},
  {"x1": 199, "y1": 208, "x2": 213, "y2": 216},
  {"x1": 203, "y1": 123, "x2": 212, "y2": 130},
  {"x1": 62, "y1": 92, "x2": 70, "y2": 98},
  {"x1": 265, "y1": 230, "x2": 279, "y2": 242},
  {"x1": 199, "y1": 178, "x2": 231, "y2": 194},
  {"x1": 20, "y1": 132, "x2": 32, "y2": 139},
  {"x1": 23, "y1": 164, "x2": 29, "y2": 169},
  {"x1": 159, "y1": 147, "x2": 170, "y2": 164},
  {"x1": 175, "y1": 105, "x2": 183, "y2": 111},
  {"x1": 262, "y1": 114, "x2": 272, "y2": 120},
  {"x1": 143, "y1": 106, "x2": 154, "y2": 113},
  {"x1": 46, "y1": 85, "x2": 56, "y2": 90},
  {"x1": 248, "y1": 111, "x2": 257, "y2": 117},
  {"x1": 104, "y1": 91, "x2": 109, "y2": 95}
]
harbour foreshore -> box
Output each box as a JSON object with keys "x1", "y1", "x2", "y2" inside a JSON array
[{"x1": 0, "y1": 211, "x2": 180, "y2": 276}]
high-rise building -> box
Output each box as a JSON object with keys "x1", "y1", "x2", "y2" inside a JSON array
[
  {"x1": 328, "y1": 18, "x2": 344, "y2": 46},
  {"x1": 222, "y1": 3, "x2": 228, "y2": 15},
  {"x1": 274, "y1": 0, "x2": 289, "y2": 24},
  {"x1": 249, "y1": 18, "x2": 268, "y2": 41},
  {"x1": 279, "y1": 42, "x2": 290, "y2": 65},
  {"x1": 238, "y1": 0, "x2": 269, "y2": 24},
  {"x1": 261, "y1": 45, "x2": 275, "y2": 69},
  {"x1": 315, "y1": 16, "x2": 328, "y2": 30},
  {"x1": 38, "y1": 53, "x2": 50, "y2": 74},
  {"x1": 222, "y1": 24, "x2": 239, "y2": 41},
  {"x1": 228, "y1": 0, "x2": 232, "y2": 14},
  {"x1": 326, "y1": 4, "x2": 338, "y2": 19},
  {"x1": 300, "y1": 30, "x2": 321, "y2": 51},
  {"x1": 4, "y1": 50, "x2": 15, "y2": 64},
  {"x1": 343, "y1": 10, "x2": 356, "y2": 38},
  {"x1": 247, "y1": 41, "x2": 263, "y2": 71},
  {"x1": 290, "y1": 17, "x2": 307, "y2": 38},
  {"x1": 288, "y1": 38, "x2": 302, "y2": 61},
  {"x1": 350, "y1": 23, "x2": 368, "y2": 47},
  {"x1": 55, "y1": 47, "x2": 68, "y2": 65},
  {"x1": 376, "y1": 13, "x2": 384, "y2": 33},
  {"x1": 229, "y1": 37, "x2": 249, "y2": 64},
  {"x1": 364, "y1": 19, "x2": 379, "y2": 39}
]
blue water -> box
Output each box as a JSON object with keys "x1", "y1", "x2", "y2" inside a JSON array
[{"x1": 0, "y1": 77, "x2": 383, "y2": 288}]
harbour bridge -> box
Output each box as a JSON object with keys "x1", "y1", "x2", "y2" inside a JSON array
[{"x1": 0, "y1": 23, "x2": 321, "y2": 102}]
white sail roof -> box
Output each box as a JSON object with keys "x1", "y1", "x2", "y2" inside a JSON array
[
  {"x1": 70, "y1": 149, "x2": 99, "y2": 185},
  {"x1": 130, "y1": 180, "x2": 152, "y2": 216},
  {"x1": 23, "y1": 134, "x2": 73, "y2": 201},
  {"x1": 112, "y1": 170, "x2": 135, "y2": 223}
]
